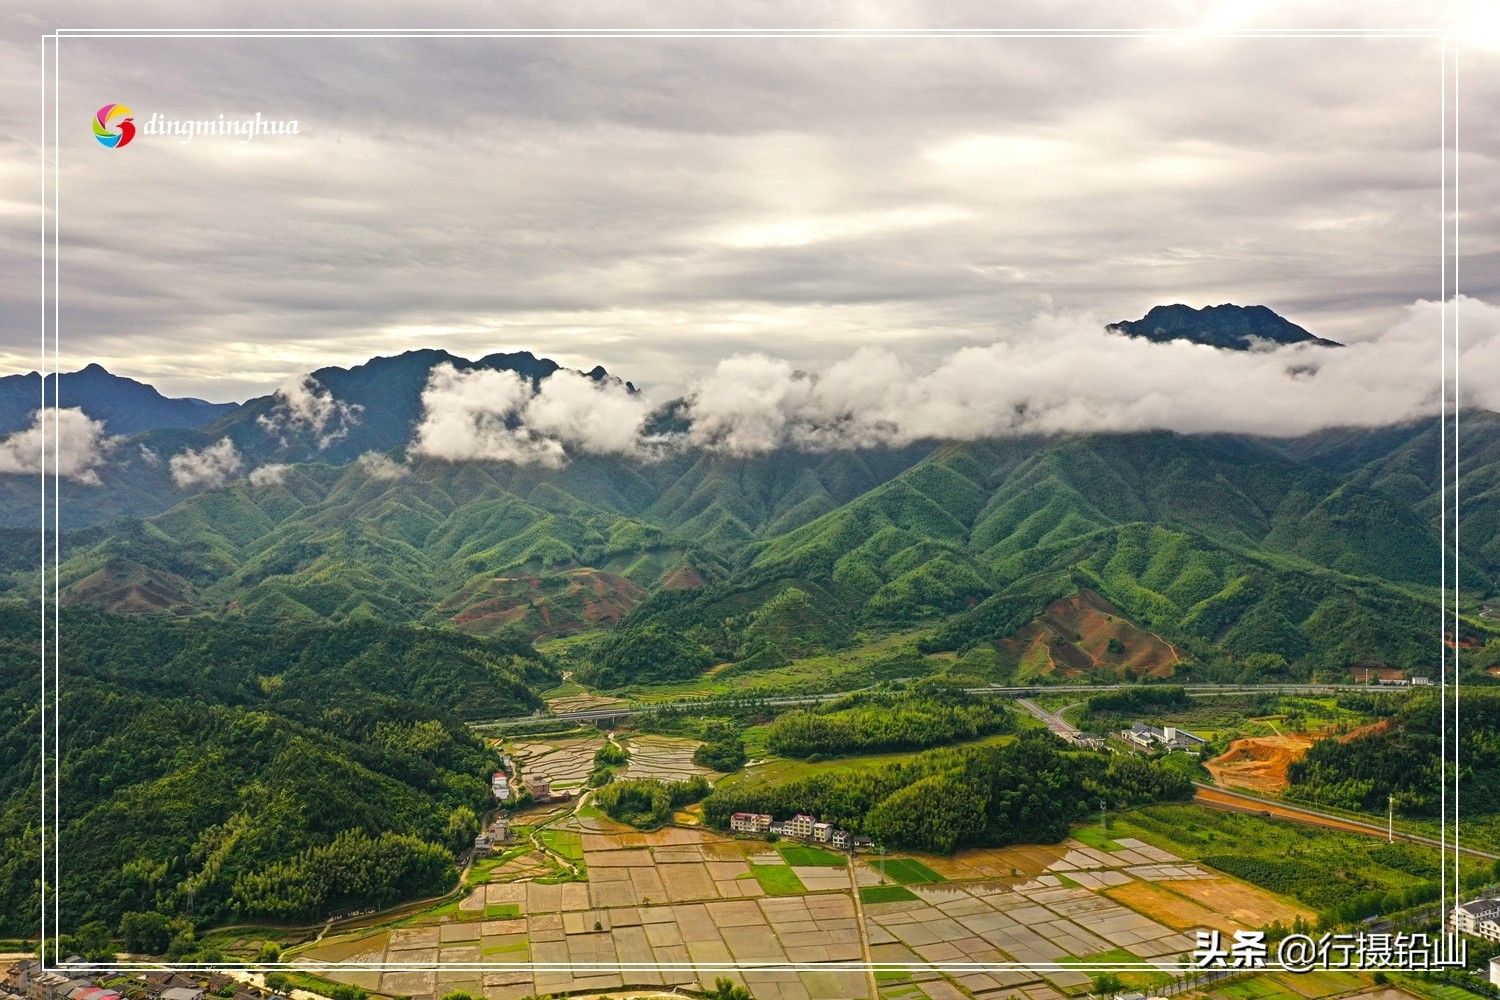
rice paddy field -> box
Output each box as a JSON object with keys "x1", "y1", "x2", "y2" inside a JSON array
[{"x1": 290, "y1": 797, "x2": 1374, "y2": 1000}]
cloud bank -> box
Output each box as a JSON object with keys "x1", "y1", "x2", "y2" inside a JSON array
[
  {"x1": 681, "y1": 297, "x2": 1499, "y2": 452},
  {"x1": 0, "y1": 408, "x2": 116, "y2": 484},
  {"x1": 170, "y1": 437, "x2": 243, "y2": 489},
  {"x1": 406, "y1": 297, "x2": 1499, "y2": 464},
  {"x1": 257, "y1": 374, "x2": 362, "y2": 449},
  {"x1": 410, "y1": 364, "x2": 654, "y2": 467}
]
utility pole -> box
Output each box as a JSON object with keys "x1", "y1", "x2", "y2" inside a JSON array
[{"x1": 1388, "y1": 794, "x2": 1394, "y2": 843}]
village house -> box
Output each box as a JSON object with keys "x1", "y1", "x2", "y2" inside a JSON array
[
  {"x1": 831, "y1": 828, "x2": 853, "y2": 850},
  {"x1": 492, "y1": 771, "x2": 511, "y2": 802},
  {"x1": 25, "y1": 971, "x2": 77, "y2": 1000},
  {"x1": 785, "y1": 814, "x2": 816, "y2": 839},
  {"x1": 812, "y1": 822, "x2": 832, "y2": 843},
  {"x1": 730, "y1": 812, "x2": 772, "y2": 833},
  {"x1": 1454, "y1": 897, "x2": 1500, "y2": 942},
  {"x1": 4, "y1": 961, "x2": 39, "y2": 993},
  {"x1": 523, "y1": 774, "x2": 551, "y2": 799}
]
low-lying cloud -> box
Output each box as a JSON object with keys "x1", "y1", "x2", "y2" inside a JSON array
[
  {"x1": 0, "y1": 407, "x2": 116, "y2": 484},
  {"x1": 678, "y1": 296, "x2": 1499, "y2": 452},
  {"x1": 248, "y1": 463, "x2": 290, "y2": 487},
  {"x1": 357, "y1": 451, "x2": 408, "y2": 480},
  {"x1": 257, "y1": 374, "x2": 361, "y2": 449},
  {"x1": 405, "y1": 297, "x2": 1499, "y2": 464},
  {"x1": 170, "y1": 437, "x2": 243, "y2": 489},
  {"x1": 410, "y1": 364, "x2": 654, "y2": 467}
]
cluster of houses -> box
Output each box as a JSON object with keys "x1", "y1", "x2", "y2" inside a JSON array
[
  {"x1": 1121, "y1": 722, "x2": 1208, "y2": 754},
  {"x1": 1352, "y1": 669, "x2": 1436, "y2": 687},
  {"x1": 728, "y1": 812, "x2": 873, "y2": 852},
  {"x1": 4, "y1": 962, "x2": 283, "y2": 1000},
  {"x1": 472, "y1": 813, "x2": 513, "y2": 858}
]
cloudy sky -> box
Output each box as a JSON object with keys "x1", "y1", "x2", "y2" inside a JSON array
[{"x1": 1, "y1": 2, "x2": 1497, "y2": 404}]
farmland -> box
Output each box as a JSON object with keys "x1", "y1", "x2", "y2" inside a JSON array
[{"x1": 289, "y1": 793, "x2": 1407, "y2": 1000}]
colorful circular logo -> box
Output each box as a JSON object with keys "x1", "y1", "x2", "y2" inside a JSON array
[{"x1": 93, "y1": 103, "x2": 135, "y2": 148}]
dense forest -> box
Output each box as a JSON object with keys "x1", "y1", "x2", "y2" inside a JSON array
[
  {"x1": 764, "y1": 682, "x2": 1013, "y2": 758},
  {"x1": 0, "y1": 603, "x2": 554, "y2": 937},
  {"x1": 704, "y1": 735, "x2": 1192, "y2": 854}
]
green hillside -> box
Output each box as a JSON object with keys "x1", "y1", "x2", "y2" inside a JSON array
[
  {"x1": 11, "y1": 421, "x2": 1500, "y2": 694},
  {"x1": 0, "y1": 604, "x2": 555, "y2": 935}
]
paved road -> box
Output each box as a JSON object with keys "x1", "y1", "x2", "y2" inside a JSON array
[
  {"x1": 475, "y1": 682, "x2": 1413, "y2": 727},
  {"x1": 1016, "y1": 698, "x2": 1083, "y2": 741}
]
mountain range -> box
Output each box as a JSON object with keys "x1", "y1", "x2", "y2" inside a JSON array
[{"x1": 2, "y1": 304, "x2": 1496, "y2": 694}]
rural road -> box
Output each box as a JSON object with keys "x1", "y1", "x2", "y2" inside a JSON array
[{"x1": 1192, "y1": 784, "x2": 1500, "y2": 860}]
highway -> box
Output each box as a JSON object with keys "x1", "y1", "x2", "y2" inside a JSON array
[{"x1": 472, "y1": 681, "x2": 1414, "y2": 727}]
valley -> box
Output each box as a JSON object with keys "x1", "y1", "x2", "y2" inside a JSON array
[{"x1": 3, "y1": 348, "x2": 1499, "y2": 1000}]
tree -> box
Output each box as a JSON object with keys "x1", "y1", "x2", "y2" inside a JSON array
[
  {"x1": 118, "y1": 911, "x2": 171, "y2": 954},
  {"x1": 69, "y1": 921, "x2": 113, "y2": 961},
  {"x1": 707, "y1": 977, "x2": 755, "y2": 1000},
  {"x1": 1091, "y1": 973, "x2": 1124, "y2": 995},
  {"x1": 329, "y1": 986, "x2": 367, "y2": 1000}
]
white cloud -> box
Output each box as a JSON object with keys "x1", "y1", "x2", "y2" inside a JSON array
[
  {"x1": 357, "y1": 451, "x2": 409, "y2": 480},
  {"x1": 170, "y1": 437, "x2": 243, "y2": 489},
  {"x1": 138, "y1": 444, "x2": 160, "y2": 466},
  {"x1": 248, "y1": 463, "x2": 290, "y2": 487},
  {"x1": 409, "y1": 363, "x2": 654, "y2": 467},
  {"x1": 0, "y1": 407, "x2": 115, "y2": 485},
  {"x1": 678, "y1": 296, "x2": 1500, "y2": 453},
  {"x1": 256, "y1": 373, "x2": 362, "y2": 448}
]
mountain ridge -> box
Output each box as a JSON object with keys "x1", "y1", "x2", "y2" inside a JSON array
[{"x1": 0, "y1": 363, "x2": 238, "y2": 435}]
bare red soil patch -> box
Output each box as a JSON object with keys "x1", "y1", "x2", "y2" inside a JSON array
[
  {"x1": 1206, "y1": 732, "x2": 1317, "y2": 794},
  {"x1": 997, "y1": 588, "x2": 1183, "y2": 680},
  {"x1": 442, "y1": 568, "x2": 646, "y2": 638}
]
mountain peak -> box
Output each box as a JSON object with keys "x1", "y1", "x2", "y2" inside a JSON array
[{"x1": 1106, "y1": 303, "x2": 1342, "y2": 350}]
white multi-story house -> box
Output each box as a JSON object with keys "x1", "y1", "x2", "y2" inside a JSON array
[
  {"x1": 1453, "y1": 898, "x2": 1500, "y2": 942},
  {"x1": 812, "y1": 822, "x2": 832, "y2": 843},
  {"x1": 1489, "y1": 956, "x2": 1500, "y2": 987},
  {"x1": 785, "y1": 814, "x2": 816, "y2": 839},
  {"x1": 831, "y1": 829, "x2": 852, "y2": 850}
]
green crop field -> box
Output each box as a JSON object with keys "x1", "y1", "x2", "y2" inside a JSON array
[
  {"x1": 779, "y1": 844, "x2": 847, "y2": 867},
  {"x1": 749, "y1": 862, "x2": 808, "y2": 896},
  {"x1": 868, "y1": 857, "x2": 947, "y2": 885},
  {"x1": 859, "y1": 884, "x2": 919, "y2": 904}
]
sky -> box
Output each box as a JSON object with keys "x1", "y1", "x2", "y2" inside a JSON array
[{"x1": 0, "y1": 2, "x2": 1497, "y2": 405}]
